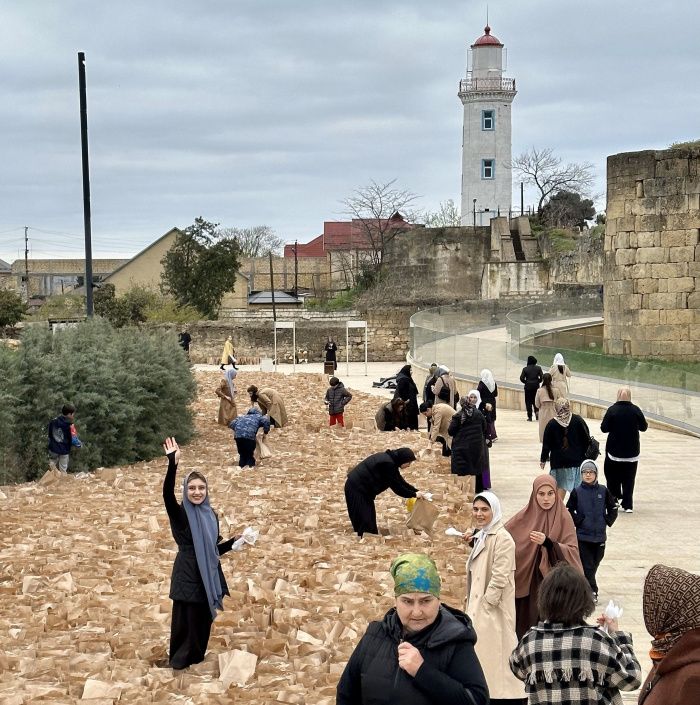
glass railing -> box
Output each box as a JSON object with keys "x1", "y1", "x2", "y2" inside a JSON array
[{"x1": 410, "y1": 299, "x2": 700, "y2": 434}]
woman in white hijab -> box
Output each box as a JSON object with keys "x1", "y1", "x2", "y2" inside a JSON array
[
  {"x1": 549, "y1": 352, "x2": 571, "y2": 398},
  {"x1": 477, "y1": 369, "x2": 499, "y2": 441},
  {"x1": 465, "y1": 491, "x2": 525, "y2": 704}
]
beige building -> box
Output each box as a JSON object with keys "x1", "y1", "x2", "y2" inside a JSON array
[{"x1": 104, "y1": 227, "x2": 251, "y2": 309}]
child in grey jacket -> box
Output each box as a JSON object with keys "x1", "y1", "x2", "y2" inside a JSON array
[{"x1": 324, "y1": 377, "x2": 353, "y2": 427}]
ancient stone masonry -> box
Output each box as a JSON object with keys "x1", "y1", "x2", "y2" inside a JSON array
[{"x1": 604, "y1": 147, "x2": 700, "y2": 360}]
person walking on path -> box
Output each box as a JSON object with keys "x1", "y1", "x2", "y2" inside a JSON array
[
  {"x1": 419, "y1": 401, "x2": 454, "y2": 457},
  {"x1": 247, "y1": 385, "x2": 288, "y2": 428},
  {"x1": 464, "y1": 491, "x2": 526, "y2": 705},
  {"x1": 336, "y1": 553, "x2": 489, "y2": 705},
  {"x1": 431, "y1": 365, "x2": 458, "y2": 409},
  {"x1": 566, "y1": 459, "x2": 618, "y2": 602},
  {"x1": 376, "y1": 397, "x2": 407, "y2": 432},
  {"x1": 534, "y1": 373, "x2": 560, "y2": 443},
  {"x1": 505, "y1": 474, "x2": 583, "y2": 639},
  {"x1": 509, "y1": 563, "x2": 642, "y2": 704},
  {"x1": 540, "y1": 398, "x2": 591, "y2": 500},
  {"x1": 178, "y1": 329, "x2": 191, "y2": 358},
  {"x1": 520, "y1": 355, "x2": 543, "y2": 422},
  {"x1": 548, "y1": 352, "x2": 571, "y2": 398},
  {"x1": 161, "y1": 437, "x2": 239, "y2": 669},
  {"x1": 324, "y1": 336, "x2": 338, "y2": 371},
  {"x1": 448, "y1": 391, "x2": 490, "y2": 494},
  {"x1": 422, "y1": 363, "x2": 438, "y2": 405},
  {"x1": 229, "y1": 408, "x2": 270, "y2": 468},
  {"x1": 48, "y1": 403, "x2": 76, "y2": 473},
  {"x1": 219, "y1": 335, "x2": 236, "y2": 371},
  {"x1": 639, "y1": 564, "x2": 700, "y2": 705},
  {"x1": 215, "y1": 369, "x2": 238, "y2": 426},
  {"x1": 325, "y1": 376, "x2": 353, "y2": 427},
  {"x1": 477, "y1": 369, "x2": 498, "y2": 441},
  {"x1": 600, "y1": 388, "x2": 648, "y2": 513},
  {"x1": 344, "y1": 448, "x2": 422, "y2": 536},
  {"x1": 395, "y1": 364, "x2": 419, "y2": 430}
]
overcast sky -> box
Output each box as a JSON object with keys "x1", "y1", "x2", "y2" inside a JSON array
[{"x1": 1, "y1": 0, "x2": 698, "y2": 263}]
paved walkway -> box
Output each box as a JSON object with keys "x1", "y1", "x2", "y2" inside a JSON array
[{"x1": 213, "y1": 360, "x2": 699, "y2": 701}]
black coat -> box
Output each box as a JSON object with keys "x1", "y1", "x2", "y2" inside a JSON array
[
  {"x1": 336, "y1": 604, "x2": 488, "y2": 705},
  {"x1": 540, "y1": 415, "x2": 590, "y2": 470},
  {"x1": 423, "y1": 374, "x2": 437, "y2": 404},
  {"x1": 48, "y1": 414, "x2": 73, "y2": 456},
  {"x1": 345, "y1": 452, "x2": 417, "y2": 500},
  {"x1": 476, "y1": 381, "x2": 498, "y2": 421},
  {"x1": 396, "y1": 366, "x2": 419, "y2": 430},
  {"x1": 600, "y1": 400, "x2": 648, "y2": 458},
  {"x1": 163, "y1": 456, "x2": 233, "y2": 603},
  {"x1": 448, "y1": 410, "x2": 487, "y2": 476},
  {"x1": 566, "y1": 481, "x2": 618, "y2": 543},
  {"x1": 520, "y1": 363, "x2": 543, "y2": 390},
  {"x1": 325, "y1": 341, "x2": 338, "y2": 362}
]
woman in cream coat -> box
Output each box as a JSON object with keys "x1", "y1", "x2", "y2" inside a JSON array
[{"x1": 465, "y1": 491, "x2": 526, "y2": 705}]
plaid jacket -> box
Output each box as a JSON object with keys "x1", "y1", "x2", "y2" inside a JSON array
[{"x1": 509, "y1": 622, "x2": 641, "y2": 705}]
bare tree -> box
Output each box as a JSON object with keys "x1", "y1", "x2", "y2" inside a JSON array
[
  {"x1": 512, "y1": 147, "x2": 595, "y2": 214},
  {"x1": 341, "y1": 179, "x2": 419, "y2": 273},
  {"x1": 422, "y1": 199, "x2": 461, "y2": 227},
  {"x1": 219, "y1": 225, "x2": 284, "y2": 257}
]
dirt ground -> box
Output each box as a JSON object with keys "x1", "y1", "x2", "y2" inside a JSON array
[{"x1": 0, "y1": 370, "x2": 477, "y2": 705}]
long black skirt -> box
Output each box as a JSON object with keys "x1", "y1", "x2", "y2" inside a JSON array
[
  {"x1": 344, "y1": 481, "x2": 377, "y2": 536},
  {"x1": 169, "y1": 600, "x2": 213, "y2": 669}
]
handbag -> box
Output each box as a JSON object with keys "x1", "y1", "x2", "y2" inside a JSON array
[
  {"x1": 437, "y1": 376, "x2": 451, "y2": 402},
  {"x1": 585, "y1": 435, "x2": 601, "y2": 460}
]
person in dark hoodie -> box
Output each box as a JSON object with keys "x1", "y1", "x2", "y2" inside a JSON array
[
  {"x1": 344, "y1": 448, "x2": 422, "y2": 536},
  {"x1": 325, "y1": 376, "x2": 353, "y2": 427},
  {"x1": 229, "y1": 407, "x2": 270, "y2": 468},
  {"x1": 336, "y1": 552, "x2": 489, "y2": 705},
  {"x1": 48, "y1": 403, "x2": 76, "y2": 473},
  {"x1": 566, "y1": 459, "x2": 618, "y2": 602},
  {"x1": 423, "y1": 363, "x2": 438, "y2": 405},
  {"x1": 519, "y1": 355, "x2": 543, "y2": 422},
  {"x1": 395, "y1": 364, "x2": 420, "y2": 430}
]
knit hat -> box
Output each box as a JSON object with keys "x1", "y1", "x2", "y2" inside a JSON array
[
  {"x1": 390, "y1": 553, "x2": 441, "y2": 597},
  {"x1": 580, "y1": 459, "x2": 598, "y2": 476}
]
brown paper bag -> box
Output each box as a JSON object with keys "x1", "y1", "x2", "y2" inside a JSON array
[
  {"x1": 255, "y1": 436, "x2": 272, "y2": 460},
  {"x1": 218, "y1": 649, "x2": 258, "y2": 688},
  {"x1": 405, "y1": 498, "x2": 439, "y2": 535}
]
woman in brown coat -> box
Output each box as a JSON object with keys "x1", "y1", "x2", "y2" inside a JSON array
[
  {"x1": 639, "y1": 564, "x2": 700, "y2": 704},
  {"x1": 215, "y1": 370, "x2": 237, "y2": 426},
  {"x1": 247, "y1": 385, "x2": 288, "y2": 428}
]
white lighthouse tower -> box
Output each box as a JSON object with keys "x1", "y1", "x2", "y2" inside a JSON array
[{"x1": 459, "y1": 25, "x2": 516, "y2": 225}]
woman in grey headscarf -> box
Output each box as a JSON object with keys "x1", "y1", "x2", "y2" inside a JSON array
[
  {"x1": 215, "y1": 368, "x2": 238, "y2": 426},
  {"x1": 162, "y1": 437, "x2": 239, "y2": 669}
]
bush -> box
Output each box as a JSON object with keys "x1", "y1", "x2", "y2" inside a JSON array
[
  {"x1": 95, "y1": 284, "x2": 200, "y2": 327},
  {"x1": 0, "y1": 318, "x2": 196, "y2": 484},
  {"x1": 0, "y1": 289, "x2": 28, "y2": 329}
]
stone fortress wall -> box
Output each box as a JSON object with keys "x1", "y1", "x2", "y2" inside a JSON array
[{"x1": 604, "y1": 146, "x2": 700, "y2": 360}]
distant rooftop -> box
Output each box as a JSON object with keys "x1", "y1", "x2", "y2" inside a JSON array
[{"x1": 248, "y1": 290, "x2": 303, "y2": 305}]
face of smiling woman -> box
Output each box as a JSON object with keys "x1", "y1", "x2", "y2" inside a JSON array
[{"x1": 187, "y1": 478, "x2": 207, "y2": 505}]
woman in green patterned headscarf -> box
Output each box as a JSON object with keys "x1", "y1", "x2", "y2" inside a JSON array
[{"x1": 336, "y1": 553, "x2": 488, "y2": 705}]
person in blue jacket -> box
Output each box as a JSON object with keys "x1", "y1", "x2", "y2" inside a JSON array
[
  {"x1": 229, "y1": 407, "x2": 270, "y2": 468},
  {"x1": 566, "y1": 459, "x2": 618, "y2": 602},
  {"x1": 48, "y1": 403, "x2": 76, "y2": 473}
]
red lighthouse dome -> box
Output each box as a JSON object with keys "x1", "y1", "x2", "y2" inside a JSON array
[{"x1": 472, "y1": 25, "x2": 503, "y2": 48}]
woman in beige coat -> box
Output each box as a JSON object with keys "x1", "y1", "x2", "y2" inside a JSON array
[
  {"x1": 419, "y1": 401, "x2": 455, "y2": 457},
  {"x1": 534, "y1": 373, "x2": 561, "y2": 442},
  {"x1": 548, "y1": 352, "x2": 571, "y2": 398},
  {"x1": 215, "y1": 370, "x2": 238, "y2": 426},
  {"x1": 247, "y1": 385, "x2": 288, "y2": 428},
  {"x1": 465, "y1": 491, "x2": 526, "y2": 705}
]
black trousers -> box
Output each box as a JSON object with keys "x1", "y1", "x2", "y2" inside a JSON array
[
  {"x1": 169, "y1": 600, "x2": 213, "y2": 669},
  {"x1": 344, "y1": 481, "x2": 377, "y2": 536},
  {"x1": 436, "y1": 436, "x2": 452, "y2": 457},
  {"x1": 235, "y1": 437, "x2": 256, "y2": 467},
  {"x1": 578, "y1": 540, "x2": 606, "y2": 594},
  {"x1": 524, "y1": 387, "x2": 538, "y2": 419},
  {"x1": 604, "y1": 457, "x2": 638, "y2": 510}
]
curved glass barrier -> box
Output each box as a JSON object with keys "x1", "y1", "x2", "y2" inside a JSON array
[{"x1": 410, "y1": 300, "x2": 700, "y2": 434}]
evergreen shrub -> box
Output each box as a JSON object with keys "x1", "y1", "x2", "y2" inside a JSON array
[{"x1": 0, "y1": 319, "x2": 196, "y2": 484}]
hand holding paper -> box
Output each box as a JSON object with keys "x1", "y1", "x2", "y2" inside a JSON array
[{"x1": 231, "y1": 527, "x2": 259, "y2": 551}]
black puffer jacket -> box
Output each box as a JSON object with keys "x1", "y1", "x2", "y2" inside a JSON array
[
  {"x1": 337, "y1": 604, "x2": 489, "y2": 705},
  {"x1": 345, "y1": 451, "x2": 417, "y2": 500},
  {"x1": 163, "y1": 456, "x2": 233, "y2": 603},
  {"x1": 520, "y1": 357, "x2": 543, "y2": 390},
  {"x1": 600, "y1": 400, "x2": 648, "y2": 458},
  {"x1": 448, "y1": 410, "x2": 487, "y2": 476}
]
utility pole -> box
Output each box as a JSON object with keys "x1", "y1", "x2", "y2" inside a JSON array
[
  {"x1": 268, "y1": 251, "x2": 277, "y2": 321},
  {"x1": 23, "y1": 226, "x2": 29, "y2": 302},
  {"x1": 78, "y1": 52, "x2": 94, "y2": 317},
  {"x1": 520, "y1": 182, "x2": 524, "y2": 216},
  {"x1": 293, "y1": 239, "x2": 298, "y2": 301}
]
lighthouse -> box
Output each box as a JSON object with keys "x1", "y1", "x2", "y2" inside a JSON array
[{"x1": 459, "y1": 25, "x2": 517, "y2": 225}]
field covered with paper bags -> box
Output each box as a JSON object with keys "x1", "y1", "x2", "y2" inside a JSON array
[{"x1": 0, "y1": 371, "x2": 477, "y2": 704}]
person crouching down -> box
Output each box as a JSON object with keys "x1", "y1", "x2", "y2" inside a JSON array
[
  {"x1": 336, "y1": 553, "x2": 489, "y2": 705},
  {"x1": 325, "y1": 376, "x2": 353, "y2": 426},
  {"x1": 229, "y1": 407, "x2": 270, "y2": 468}
]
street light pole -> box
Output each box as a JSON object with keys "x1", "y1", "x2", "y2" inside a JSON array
[{"x1": 78, "y1": 52, "x2": 94, "y2": 317}]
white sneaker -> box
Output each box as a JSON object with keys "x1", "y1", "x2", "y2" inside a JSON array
[{"x1": 623, "y1": 508, "x2": 633, "y2": 513}]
